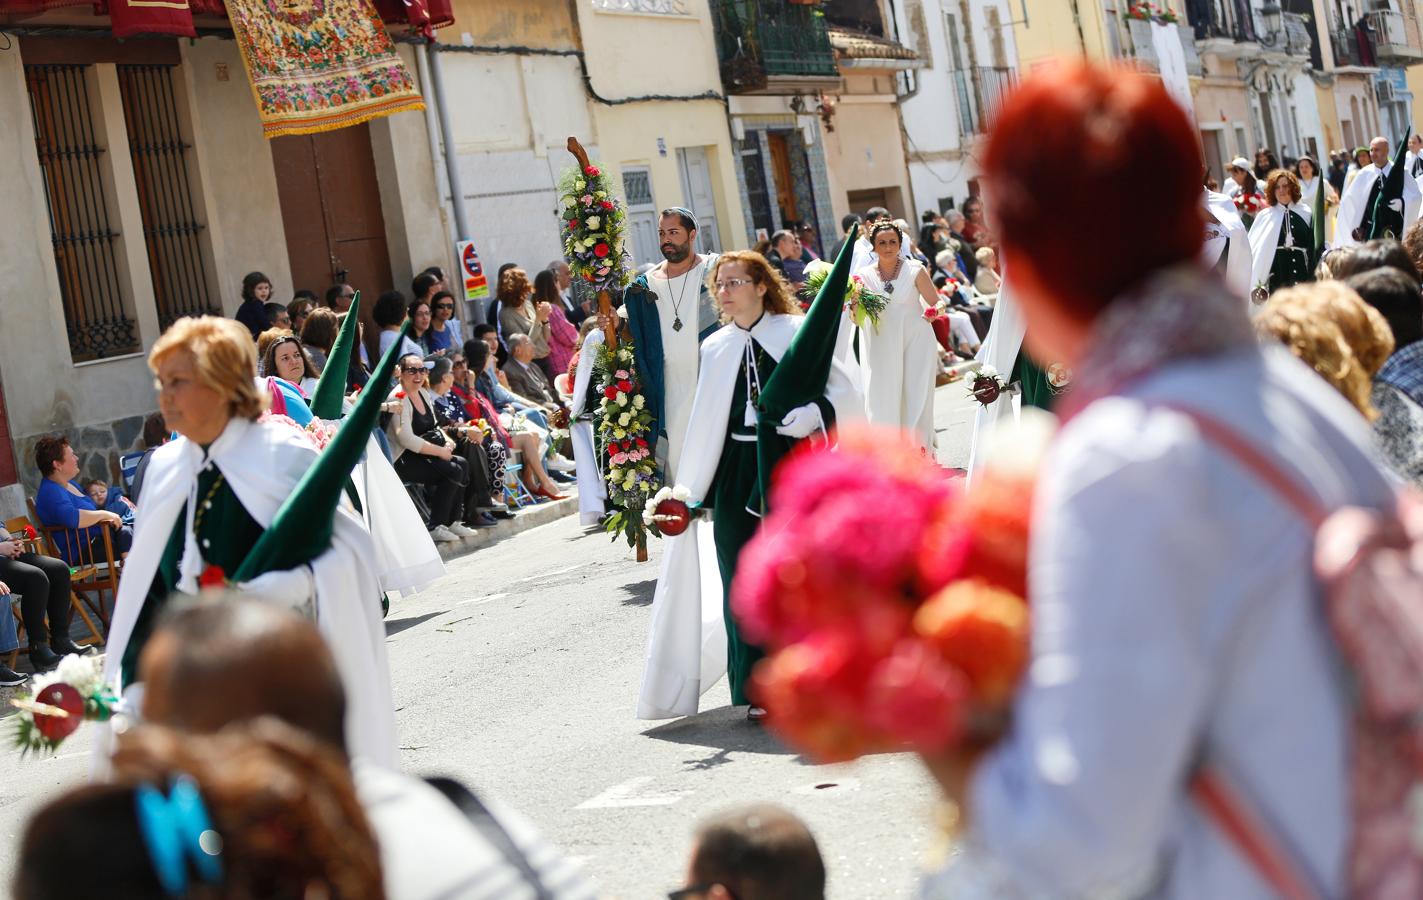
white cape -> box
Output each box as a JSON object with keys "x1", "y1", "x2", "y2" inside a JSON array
[
  {"x1": 571, "y1": 329, "x2": 609, "y2": 526},
  {"x1": 1334, "y1": 161, "x2": 1421, "y2": 248},
  {"x1": 636, "y1": 313, "x2": 863, "y2": 719},
  {"x1": 352, "y1": 433, "x2": 445, "y2": 596},
  {"x1": 102, "y1": 417, "x2": 398, "y2": 767},
  {"x1": 968, "y1": 277, "x2": 1025, "y2": 484},
  {"x1": 1202, "y1": 188, "x2": 1252, "y2": 300},
  {"x1": 1247, "y1": 203, "x2": 1312, "y2": 300}
]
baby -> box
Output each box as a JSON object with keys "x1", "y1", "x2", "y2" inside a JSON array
[{"x1": 85, "y1": 479, "x2": 134, "y2": 515}]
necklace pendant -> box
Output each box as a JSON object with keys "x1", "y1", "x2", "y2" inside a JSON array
[{"x1": 673, "y1": 316, "x2": 683, "y2": 331}]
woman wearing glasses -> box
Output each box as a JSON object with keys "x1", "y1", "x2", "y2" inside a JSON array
[
  {"x1": 637, "y1": 251, "x2": 860, "y2": 722},
  {"x1": 384, "y1": 354, "x2": 475, "y2": 543},
  {"x1": 424, "y1": 290, "x2": 463, "y2": 355}
]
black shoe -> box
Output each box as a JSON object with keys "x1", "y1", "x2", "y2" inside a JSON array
[
  {"x1": 0, "y1": 664, "x2": 28, "y2": 687},
  {"x1": 466, "y1": 513, "x2": 498, "y2": 528},
  {"x1": 51, "y1": 636, "x2": 97, "y2": 657},
  {"x1": 549, "y1": 471, "x2": 576, "y2": 485},
  {"x1": 28, "y1": 643, "x2": 62, "y2": 673},
  {"x1": 488, "y1": 508, "x2": 516, "y2": 520}
]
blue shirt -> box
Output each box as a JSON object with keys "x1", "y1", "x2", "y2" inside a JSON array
[{"x1": 34, "y1": 478, "x2": 101, "y2": 563}]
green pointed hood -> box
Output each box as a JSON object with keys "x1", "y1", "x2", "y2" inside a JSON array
[
  {"x1": 1311, "y1": 170, "x2": 1326, "y2": 267},
  {"x1": 751, "y1": 224, "x2": 858, "y2": 512},
  {"x1": 231, "y1": 319, "x2": 412, "y2": 582},
  {"x1": 309, "y1": 291, "x2": 360, "y2": 420}
]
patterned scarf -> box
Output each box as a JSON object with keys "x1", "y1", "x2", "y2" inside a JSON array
[
  {"x1": 1059, "y1": 266, "x2": 1257, "y2": 421},
  {"x1": 1377, "y1": 340, "x2": 1423, "y2": 408}
]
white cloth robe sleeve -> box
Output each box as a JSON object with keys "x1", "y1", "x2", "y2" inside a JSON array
[
  {"x1": 100, "y1": 417, "x2": 398, "y2": 769},
  {"x1": 1202, "y1": 189, "x2": 1251, "y2": 300},
  {"x1": 635, "y1": 314, "x2": 861, "y2": 719},
  {"x1": 968, "y1": 276, "x2": 1026, "y2": 485},
  {"x1": 352, "y1": 431, "x2": 446, "y2": 597},
  {"x1": 571, "y1": 329, "x2": 608, "y2": 526},
  {"x1": 1334, "y1": 164, "x2": 1379, "y2": 248}
]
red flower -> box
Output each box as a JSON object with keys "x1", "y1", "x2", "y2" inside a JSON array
[
  {"x1": 635, "y1": 437, "x2": 648, "y2": 448},
  {"x1": 616, "y1": 379, "x2": 633, "y2": 393},
  {"x1": 199, "y1": 564, "x2": 227, "y2": 590},
  {"x1": 394, "y1": 391, "x2": 406, "y2": 399},
  {"x1": 594, "y1": 243, "x2": 610, "y2": 258},
  {"x1": 603, "y1": 385, "x2": 618, "y2": 399},
  {"x1": 585, "y1": 272, "x2": 597, "y2": 282},
  {"x1": 584, "y1": 165, "x2": 600, "y2": 177},
  {"x1": 922, "y1": 307, "x2": 941, "y2": 321},
  {"x1": 22, "y1": 525, "x2": 36, "y2": 540},
  {"x1": 601, "y1": 200, "x2": 615, "y2": 210},
  {"x1": 607, "y1": 444, "x2": 618, "y2": 457}
]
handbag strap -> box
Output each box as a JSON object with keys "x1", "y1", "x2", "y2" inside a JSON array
[
  {"x1": 424, "y1": 777, "x2": 554, "y2": 900},
  {"x1": 1158, "y1": 404, "x2": 1330, "y2": 899}
]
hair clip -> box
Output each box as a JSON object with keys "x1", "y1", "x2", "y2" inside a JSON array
[{"x1": 135, "y1": 775, "x2": 224, "y2": 896}]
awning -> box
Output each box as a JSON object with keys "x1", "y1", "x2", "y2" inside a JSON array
[{"x1": 0, "y1": 0, "x2": 451, "y2": 40}]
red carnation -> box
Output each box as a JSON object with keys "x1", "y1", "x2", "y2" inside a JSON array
[
  {"x1": 607, "y1": 445, "x2": 618, "y2": 457},
  {"x1": 603, "y1": 385, "x2": 618, "y2": 399},
  {"x1": 635, "y1": 437, "x2": 648, "y2": 448},
  {"x1": 199, "y1": 563, "x2": 227, "y2": 590},
  {"x1": 23, "y1": 525, "x2": 36, "y2": 540},
  {"x1": 584, "y1": 165, "x2": 600, "y2": 177},
  {"x1": 594, "y1": 243, "x2": 610, "y2": 258},
  {"x1": 394, "y1": 391, "x2": 406, "y2": 399},
  {"x1": 601, "y1": 200, "x2": 615, "y2": 210},
  {"x1": 617, "y1": 379, "x2": 633, "y2": 393}
]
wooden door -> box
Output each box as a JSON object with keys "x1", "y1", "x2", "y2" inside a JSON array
[
  {"x1": 271, "y1": 123, "x2": 393, "y2": 360},
  {"x1": 767, "y1": 132, "x2": 799, "y2": 231}
]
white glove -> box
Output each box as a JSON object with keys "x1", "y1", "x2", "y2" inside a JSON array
[
  {"x1": 1389, "y1": 199, "x2": 1404, "y2": 212},
  {"x1": 237, "y1": 566, "x2": 316, "y2": 614},
  {"x1": 776, "y1": 403, "x2": 823, "y2": 439}
]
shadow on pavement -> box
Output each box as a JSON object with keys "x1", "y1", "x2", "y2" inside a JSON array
[
  {"x1": 640, "y1": 705, "x2": 796, "y2": 758},
  {"x1": 384, "y1": 610, "x2": 447, "y2": 639},
  {"x1": 618, "y1": 578, "x2": 657, "y2": 606}
]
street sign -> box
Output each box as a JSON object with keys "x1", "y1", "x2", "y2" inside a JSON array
[{"x1": 456, "y1": 240, "x2": 489, "y2": 304}]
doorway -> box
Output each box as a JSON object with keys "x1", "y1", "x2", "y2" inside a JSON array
[
  {"x1": 270, "y1": 122, "x2": 394, "y2": 362},
  {"x1": 676, "y1": 146, "x2": 722, "y2": 253}
]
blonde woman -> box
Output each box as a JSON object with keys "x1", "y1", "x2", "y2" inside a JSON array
[
  {"x1": 1254, "y1": 281, "x2": 1394, "y2": 419},
  {"x1": 638, "y1": 251, "x2": 861, "y2": 721},
  {"x1": 102, "y1": 316, "x2": 397, "y2": 768}
]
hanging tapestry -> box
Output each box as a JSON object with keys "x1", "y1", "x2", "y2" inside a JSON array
[{"x1": 227, "y1": 0, "x2": 425, "y2": 139}]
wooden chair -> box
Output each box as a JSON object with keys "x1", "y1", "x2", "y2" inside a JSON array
[
  {"x1": 2, "y1": 515, "x2": 105, "y2": 668},
  {"x1": 26, "y1": 498, "x2": 120, "y2": 635}
]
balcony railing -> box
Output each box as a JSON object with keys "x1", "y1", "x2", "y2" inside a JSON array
[
  {"x1": 952, "y1": 66, "x2": 1016, "y2": 137},
  {"x1": 1366, "y1": 9, "x2": 1423, "y2": 65},
  {"x1": 1126, "y1": 18, "x2": 1203, "y2": 75},
  {"x1": 1187, "y1": 0, "x2": 1257, "y2": 43},
  {"x1": 1333, "y1": 20, "x2": 1378, "y2": 68},
  {"x1": 713, "y1": 0, "x2": 839, "y2": 93}
]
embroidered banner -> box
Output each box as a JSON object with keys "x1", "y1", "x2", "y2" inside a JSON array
[{"x1": 227, "y1": 0, "x2": 425, "y2": 139}]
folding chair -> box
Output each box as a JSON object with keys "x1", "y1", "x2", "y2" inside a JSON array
[
  {"x1": 27, "y1": 499, "x2": 120, "y2": 634},
  {"x1": 3, "y1": 514, "x2": 104, "y2": 665},
  {"x1": 503, "y1": 450, "x2": 538, "y2": 509},
  {"x1": 118, "y1": 450, "x2": 145, "y2": 495}
]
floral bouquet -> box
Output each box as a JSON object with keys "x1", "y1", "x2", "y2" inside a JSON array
[
  {"x1": 11, "y1": 654, "x2": 117, "y2": 756},
  {"x1": 592, "y1": 336, "x2": 666, "y2": 549},
  {"x1": 558, "y1": 162, "x2": 632, "y2": 294},
  {"x1": 731, "y1": 420, "x2": 1049, "y2": 762},
  {"x1": 802, "y1": 262, "x2": 889, "y2": 330},
  {"x1": 1125, "y1": 1, "x2": 1178, "y2": 23},
  {"x1": 1234, "y1": 191, "x2": 1264, "y2": 219}
]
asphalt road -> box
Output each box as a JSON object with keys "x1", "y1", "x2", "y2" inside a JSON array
[{"x1": 0, "y1": 385, "x2": 980, "y2": 899}]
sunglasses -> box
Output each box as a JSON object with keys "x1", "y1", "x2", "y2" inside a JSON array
[
  {"x1": 435, "y1": 303, "x2": 455, "y2": 310},
  {"x1": 401, "y1": 366, "x2": 427, "y2": 375}
]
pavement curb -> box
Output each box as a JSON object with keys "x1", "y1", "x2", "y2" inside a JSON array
[{"x1": 434, "y1": 493, "x2": 582, "y2": 562}]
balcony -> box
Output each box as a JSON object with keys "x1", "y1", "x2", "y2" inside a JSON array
[
  {"x1": 1126, "y1": 18, "x2": 1203, "y2": 75},
  {"x1": 1366, "y1": 9, "x2": 1423, "y2": 65},
  {"x1": 1333, "y1": 20, "x2": 1379, "y2": 69},
  {"x1": 712, "y1": 0, "x2": 841, "y2": 95},
  {"x1": 952, "y1": 66, "x2": 1016, "y2": 138}
]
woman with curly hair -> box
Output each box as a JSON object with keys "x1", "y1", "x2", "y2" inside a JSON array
[
  {"x1": 497, "y1": 267, "x2": 554, "y2": 379},
  {"x1": 13, "y1": 719, "x2": 385, "y2": 900},
  {"x1": 1247, "y1": 168, "x2": 1314, "y2": 303},
  {"x1": 637, "y1": 251, "x2": 861, "y2": 721}
]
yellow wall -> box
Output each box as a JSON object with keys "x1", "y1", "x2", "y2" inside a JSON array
[
  {"x1": 450, "y1": 0, "x2": 578, "y2": 48},
  {"x1": 1010, "y1": 0, "x2": 1115, "y2": 68},
  {"x1": 1315, "y1": 83, "x2": 1344, "y2": 156},
  {"x1": 821, "y1": 79, "x2": 915, "y2": 222}
]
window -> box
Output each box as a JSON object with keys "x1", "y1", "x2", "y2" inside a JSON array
[
  {"x1": 25, "y1": 63, "x2": 140, "y2": 362},
  {"x1": 116, "y1": 64, "x2": 217, "y2": 329}
]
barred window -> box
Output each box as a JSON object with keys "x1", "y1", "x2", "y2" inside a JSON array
[
  {"x1": 25, "y1": 63, "x2": 140, "y2": 362},
  {"x1": 116, "y1": 64, "x2": 217, "y2": 329}
]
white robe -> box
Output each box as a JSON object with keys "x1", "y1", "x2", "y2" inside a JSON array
[
  {"x1": 1201, "y1": 188, "x2": 1252, "y2": 300},
  {"x1": 570, "y1": 329, "x2": 609, "y2": 526},
  {"x1": 968, "y1": 277, "x2": 1026, "y2": 484},
  {"x1": 102, "y1": 416, "x2": 398, "y2": 767},
  {"x1": 636, "y1": 313, "x2": 863, "y2": 719},
  {"x1": 646, "y1": 256, "x2": 714, "y2": 482},
  {"x1": 855, "y1": 258, "x2": 938, "y2": 449},
  {"x1": 1246, "y1": 202, "x2": 1313, "y2": 301},
  {"x1": 352, "y1": 433, "x2": 445, "y2": 597},
  {"x1": 1334, "y1": 160, "x2": 1421, "y2": 247}
]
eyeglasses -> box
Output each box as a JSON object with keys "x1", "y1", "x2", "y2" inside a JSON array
[
  {"x1": 714, "y1": 278, "x2": 754, "y2": 292},
  {"x1": 435, "y1": 303, "x2": 455, "y2": 310},
  {"x1": 341, "y1": 292, "x2": 355, "y2": 299}
]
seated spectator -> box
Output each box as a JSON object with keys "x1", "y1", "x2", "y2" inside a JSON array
[
  {"x1": 1346, "y1": 267, "x2": 1423, "y2": 486},
  {"x1": 264, "y1": 300, "x2": 291, "y2": 331},
  {"x1": 1255, "y1": 282, "x2": 1393, "y2": 421},
  {"x1": 465, "y1": 339, "x2": 568, "y2": 499},
  {"x1": 83, "y1": 479, "x2": 134, "y2": 520},
  {"x1": 234, "y1": 270, "x2": 272, "y2": 340},
  {"x1": 14, "y1": 719, "x2": 385, "y2": 900},
  {"x1": 425, "y1": 290, "x2": 462, "y2": 355},
  {"x1": 0, "y1": 594, "x2": 23, "y2": 685},
  {"x1": 504, "y1": 334, "x2": 563, "y2": 408},
  {"x1": 675, "y1": 804, "x2": 826, "y2": 900},
  {"x1": 973, "y1": 246, "x2": 1002, "y2": 295},
  {"x1": 534, "y1": 269, "x2": 579, "y2": 377},
  {"x1": 498, "y1": 267, "x2": 555, "y2": 380},
  {"x1": 766, "y1": 230, "x2": 805, "y2": 290},
  {"x1": 371, "y1": 290, "x2": 424, "y2": 367},
  {"x1": 260, "y1": 332, "x2": 319, "y2": 396},
  {"x1": 471, "y1": 327, "x2": 554, "y2": 429},
  {"x1": 385, "y1": 354, "x2": 474, "y2": 543},
  {"x1": 127, "y1": 412, "x2": 169, "y2": 505},
  {"x1": 407, "y1": 296, "x2": 435, "y2": 356},
  {"x1": 426, "y1": 357, "x2": 499, "y2": 528},
  {"x1": 254, "y1": 326, "x2": 289, "y2": 368},
  {"x1": 0, "y1": 520, "x2": 93, "y2": 675},
  {"x1": 33, "y1": 435, "x2": 132, "y2": 564},
  {"x1": 300, "y1": 306, "x2": 340, "y2": 374},
  {"x1": 288, "y1": 293, "x2": 316, "y2": 336},
  {"x1": 134, "y1": 597, "x2": 596, "y2": 900},
  {"x1": 323, "y1": 282, "x2": 356, "y2": 313}
]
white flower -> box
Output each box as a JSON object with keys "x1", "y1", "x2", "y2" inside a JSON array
[
  {"x1": 979, "y1": 364, "x2": 998, "y2": 378},
  {"x1": 586, "y1": 216, "x2": 601, "y2": 230},
  {"x1": 633, "y1": 395, "x2": 645, "y2": 409},
  {"x1": 618, "y1": 412, "x2": 631, "y2": 426},
  {"x1": 616, "y1": 394, "x2": 628, "y2": 407},
  {"x1": 672, "y1": 485, "x2": 691, "y2": 502},
  {"x1": 575, "y1": 178, "x2": 587, "y2": 191}
]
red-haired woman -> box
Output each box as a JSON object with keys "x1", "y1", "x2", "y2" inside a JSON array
[
  {"x1": 921, "y1": 62, "x2": 1395, "y2": 898},
  {"x1": 1246, "y1": 168, "x2": 1314, "y2": 303}
]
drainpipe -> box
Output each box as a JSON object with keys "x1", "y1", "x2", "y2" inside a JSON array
[
  {"x1": 423, "y1": 42, "x2": 472, "y2": 243},
  {"x1": 416, "y1": 45, "x2": 456, "y2": 252}
]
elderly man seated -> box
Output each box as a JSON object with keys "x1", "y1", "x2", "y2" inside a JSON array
[{"x1": 502, "y1": 334, "x2": 562, "y2": 409}]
